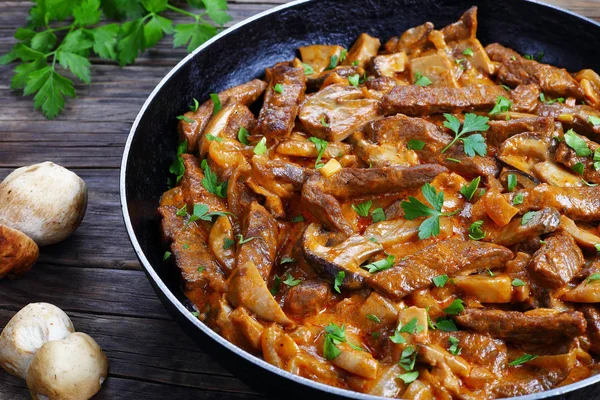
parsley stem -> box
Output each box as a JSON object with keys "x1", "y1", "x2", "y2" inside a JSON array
[
  {"x1": 167, "y1": 4, "x2": 201, "y2": 20},
  {"x1": 441, "y1": 136, "x2": 461, "y2": 154}
]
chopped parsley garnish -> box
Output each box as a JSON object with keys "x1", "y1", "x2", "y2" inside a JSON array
[
  {"x1": 595, "y1": 244, "x2": 600, "y2": 252},
  {"x1": 448, "y1": 336, "x2": 461, "y2": 355},
  {"x1": 280, "y1": 257, "x2": 295, "y2": 264},
  {"x1": 486, "y1": 269, "x2": 495, "y2": 277},
  {"x1": 163, "y1": 251, "x2": 172, "y2": 261},
  {"x1": 582, "y1": 179, "x2": 598, "y2": 187},
  {"x1": 282, "y1": 273, "x2": 302, "y2": 287},
  {"x1": 460, "y1": 176, "x2": 481, "y2": 201},
  {"x1": 362, "y1": 254, "x2": 396, "y2": 273},
  {"x1": 463, "y1": 48, "x2": 474, "y2": 57},
  {"x1": 507, "y1": 173, "x2": 517, "y2": 191},
  {"x1": 169, "y1": 140, "x2": 188, "y2": 185},
  {"x1": 352, "y1": 200, "x2": 372, "y2": 217},
  {"x1": 253, "y1": 137, "x2": 267, "y2": 155},
  {"x1": 176, "y1": 205, "x2": 188, "y2": 217},
  {"x1": 539, "y1": 93, "x2": 564, "y2": 104},
  {"x1": 237, "y1": 234, "x2": 256, "y2": 245},
  {"x1": 352, "y1": 60, "x2": 359, "y2": 66},
  {"x1": 323, "y1": 323, "x2": 345, "y2": 360},
  {"x1": 273, "y1": 83, "x2": 284, "y2": 94},
  {"x1": 572, "y1": 162, "x2": 585, "y2": 175},
  {"x1": 521, "y1": 211, "x2": 537, "y2": 225},
  {"x1": 189, "y1": 98, "x2": 199, "y2": 112},
  {"x1": 407, "y1": 139, "x2": 426, "y2": 150},
  {"x1": 334, "y1": 271, "x2": 345, "y2": 293},
  {"x1": 442, "y1": 113, "x2": 489, "y2": 157},
  {"x1": 398, "y1": 371, "x2": 419, "y2": 384},
  {"x1": 183, "y1": 244, "x2": 190, "y2": 249},
  {"x1": 309, "y1": 136, "x2": 328, "y2": 169},
  {"x1": 237, "y1": 127, "x2": 250, "y2": 145},
  {"x1": 564, "y1": 129, "x2": 592, "y2": 156},
  {"x1": 524, "y1": 52, "x2": 544, "y2": 62},
  {"x1": 586, "y1": 273, "x2": 600, "y2": 284},
  {"x1": 320, "y1": 116, "x2": 330, "y2": 127},
  {"x1": 223, "y1": 238, "x2": 235, "y2": 250},
  {"x1": 589, "y1": 116, "x2": 600, "y2": 126},
  {"x1": 291, "y1": 215, "x2": 304, "y2": 222},
  {"x1": 399, "y1": 345, "x2": 417, "y2": 371},
  {"x1": 177, "y1": 114, "x2": 195, "y2": 124},
  {"x1": 185, "y1": 203, "x2": 230, "y2": 226},
  {"x1": 270, "y1": 275, "x2": 281, "y2": 295},
  {"x1": 414, "y1": 72, "x2": 432, "y2": 87},
  {"x1": 210, "y1": 93, "x2": 221, "y2": 115},
  {"x1": 443, "y1": 299, "x2": 464, "y2": 315},
  {"x1": 509, "y1": 354, "x2": 538, "y2": 366},
  {"x1": 432, "y1": 274, "x2": 449, "y2": 288},
  {"x1": 401, "y1": 183, "x2": 458, "y2": 240},
  {"x1": 302, "y1": 63, "x2": 314, "y2": 75},
  {"x1": 371, "y1": 207, "x2": 386, "y2": 223},
  {"x1": 468, "y1": 220, "x2": 486, "y2": 241},
  {"x1": 366, "y1": 314, "x2": 381, "y2": 323},
  {"x1": 348, "y1": 74, "x2": 360, "y2": 88},
  {"x1": 512, "y1": 278, "x2": 526, "y2": 287},
  {"x1": 206, "y1": 133, "x2": 222, "y2": 142},
  {"x1": 327, "y1": 54, "x2": 339, "y2": 70},
  {"x1": 435, "y1": 318, "x2": 458, "y2": 332},
  {"x1": 201, "y1": 159, "x2": 227, "y2": 198},
  {"x1": 446, "y1": 157, "x2": 461, "y2": 163},
  {"x1": 197, "y1": 266, "x2": 205, "y2": 273},
  {"x1": 490, "y1": 95, "x2": 512, "y2": 115},
  {"x1": 513, "y1": 193, "x2": 524, "y2": 205},
  {"x1": 339, "y1": 49, "x2": 348, "y2": 62}
]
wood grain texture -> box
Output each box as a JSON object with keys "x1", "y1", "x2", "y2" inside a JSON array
[{"x1": 0, "y1": 0, "x2": 598, "y2": 399}]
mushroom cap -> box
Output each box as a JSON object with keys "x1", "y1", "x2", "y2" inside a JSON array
[
  {"x1": 0, "y1": 162, "x2": 88, "y2": 246},
  {"x1": 0, "y1": 303, "x2": 74, "y2": 379},
  {"x1": 26, "y1": 332, "x2": 108, "y2": 400},
  {"x1": 0, "y1": 224, "x2": 39, "y2": 279}
]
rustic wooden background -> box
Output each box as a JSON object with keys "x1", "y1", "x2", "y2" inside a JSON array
[{"x1": 0, "y1": 0, "x2": 598, "y2": 399}]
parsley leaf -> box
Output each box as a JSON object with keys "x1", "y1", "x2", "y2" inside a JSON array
[
  {"x1": 223, "y1": 238, "x2": 234, "y2": 249},
  {"x1": 253, "y1": 137, "x2": 267, "y2": 155},
  {"x1": 539, "y1": 93, "x2": 564, "y2": 104},
  {"x1": 334, "y1": 271, "x2": 345, "y2": 293},
  {"x1": 273, "y1": 83, "x2": 284, "y2": 94},
  {"x1": 414, "y1": 72, "x2": 432, "y2": 87},
  {"x1": 348, "y1": 74, "x2": 360, "y2": 88},
  {"x1": 564, "y1": 129, "x2": 592, "y2": 156},
  {"x1": 432, "y1": 274, "x2": 449, "y2": 288},
  {"x1": 468, "y1": 220, "x2": 486, "y2": 241},
  {"x1": 302, "y1": 63, "x2": 314, "y2": 75},
  {"x1": 448, "y1": 336, "x2": 461, "y2": 355},
  {"x1": 572, "y1": 162, "x2": 585, "y2": 175},
  {"x1": 291, "y1": 215, "x2": 304, "y2": 222},
  {"x1": 587, "y1": 273, "x2": 600, "y2": 284},
  {"x1": 270, "y1": 275, "x2": 281, "y2": 295},
  {"x1": 463, "y1": 47, "x2": 474, "y2": 56},
  {"x1": 184, "y1": 203, "x2": 230, "y2": 226},
  {"x1": 398, "y1": 371, "x2": 419, "y2": 384},
  {"x1": 460, "y1": 176, "x2": 481, "y2": 201},
  {"x1": 169, "y1": 140, "x2": 188, "y2": 185},
  {"x1": 362, "y1": 254, "x2": 396, "y2": 273},
  {"x1": 237, "y1": 234, "x2": 256, "y2": 245},
  {"x1": 513, "y1": 193, "x2": 524, "y2": 205},
  {"x1": 282, "y1": 273, "x2": 302, "y2": 287},
  {"x1": 371, "y1": 207, "x2": 386, "y2": 223},
  {"x1": 589, "y1": 116, "x2": 600, "y2": 127},
  {"x1": 509, "y1": 354, "x2": 538, "y2": 366},
  {"x1": 209, "y1": 93, "x2": 221, "y2": 115},
  {"x1": 521, "y1": 211, "x2": 537, "y2": 225},
  {"x1": 323, "y1": 323, "x2": 345, "y2": 360},
  {"x1": 327, "y1": 54, "x2": 339, "y2": 70},
  {"x1": 489, "y1": 95, "x2": 512, "y2": 115},
  {"x1": 436, "y1": 318, "x2": 458, "y2": 332},
  {"x1": 442, "y1": 113, "x2": 489, "y2": 156},
  {"x1": 237, "y1": 127, "x2": 250, "y2": 145},
  {"x1": 280, "y1": 257, "x2": 295, "y2": 264},
  {"x1": 173, "y1": 22, "x2": 217, "y2": 53},
  {"x1": 352, "y1": 200, "x2": 372, "y2": 217},
  {"x1": 206, "y1": 133, "x2": 222, "y2": 142},
  {"x1": 320, "y1": 116, "x2": 330, "y2": 128},
  {"x1": 507, "y1": 173, "x2": 517, "y2": 192},
  {"x1": 189, "y1": 98, "x2": 199, "y2": 112},
  {"x1": 366, "y1": 314, "x2": 381, "y2": 323},
  {"x1": 401, "y1": 183, "x2": 457, "y2": 239},
  {"x1": 163, "y1": 251, "x2": 172, "y2": 261},
  {"x1": 512, "y1": 278, "x2": 526, "y2": 287},
  {"x1": 407, "y1": 139, "x2": 426, "y2": 150},
  {"x1": 309, "y1": 137, "x2": 328, "y2": 169},
  {"x1": 443, "y1": 299, "x2": 464, "y2": 315},
  {"x1": 177, "y1": 115, "x2": 195, "y2": 124},
  {"x1": 399, "y1": 345, "x2": 417, "y2": 371},
  {"x1": 200, "y1": 159, "x2": 227, "y2": 198}
]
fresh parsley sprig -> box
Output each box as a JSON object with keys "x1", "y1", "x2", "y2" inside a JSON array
[
  {"x1": 1, "y1": 0, "x2": 232, "y2": 119},
  {"x1": 401, "y1": 183, "x2": 459, "y2": 240},
  {"x1": 441, "y1": 113, "x2": 490, "y2": 157}
]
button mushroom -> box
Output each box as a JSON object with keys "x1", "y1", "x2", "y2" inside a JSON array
[
  {"x1": 0, "y1": 224, "x2": 39, "y2": 279},
  {"x1": 26, "y1": 332, "x2": 108, "y2": 400},
  {"x1": 0, "y1": 303, "x2": 74, "y2": 379},
  {"x1": 0, "y1": 162, "x2": 88, "y2": 246}
]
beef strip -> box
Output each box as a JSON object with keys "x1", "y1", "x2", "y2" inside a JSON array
[
  {"x1": 178, "y1": 79, "x2": 267, "y2": 152},
  {"x1": 430, "y1": 330, "x2": 507, "y2": 375},
  {"x1": 236, "y1": 201, "x2": 279, "y2": 282},
  {"x1": 302, "y1": 179, "x2": 354, "y2": 235},
  {"x1": 380, "y1": 85, "x2": 506, "y2": 116},
  {"x1": 250, "y1": 155, "x2": 309, "y2": 197},
  {"x1": 198, "y1": 103, "x2": 257, "y2": 157},
  {"x1": 486, "y1": 43, "x2": 584, "y2": 99},
  {"x1": 581, "y1": 305, "x2": 600, "y2": 355},
  {"x1": 555, "y1": 132, "x2": 600, "y2": 184},
  {"x1": 536, "y1": 102, "x2": 600, "y2": 140},
  {"x1": 484, "y1": 207, "x2": 560, "y2": 247},
  {"x1": 440, "y1": 6, "x2": 477, "y2": 42},
  {"x1": 383, "y1": 22, "x2": 434, "y2": 55},
  {"x1": 365, "y1": 114, "x2": 499, "y2": 176},
  {"x1": 506, "y1": 184, "x2": 600, "y2": 221},
  {"x1": 492, "y1": 368, "x2": 570, "y2": 398},
  {"x1": 510, "y1": 84, "x2": 541, "y2": 113},
  {"x1": 366, "y1": 239, "x2": 513, "y2": 300},
  {"x1": 256, "y1": 62, "x2": 306, "y2": 142},
  {"x1": 529, "y1": 232, "x2": 584, "y2": 288},
  {"x1": 485, "y1": 116, "x2": 554, "y2": 146},
  {"x1": 454, "y1": 308, "x2": 586, "y2": 345}
]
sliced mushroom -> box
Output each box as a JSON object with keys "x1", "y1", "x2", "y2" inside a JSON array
[
  {"x1": 299, "y1": 44, "x2": 345, "y2": 74},
  {"x1": 531, "y1": 161, "x2": 585, "y2": 187},
  {"x1": 558, "y1": 215, "x2": 600, "y2": 249},
  {"x1": 208, "y1": 215, "x2": 236, "y2": 275},
  {"x1": 453, "y1": 275, "x2": 513, "y2": 303},
  {"x1": 497, "y1": 132, "x2": 552, "y2": 175},
  {"x1": 342, "y1": 33, "x2": 381, "y2": 69},
  {"x1": 410, "y1": 50, "x2": 459, "y2": 88},
  {"x1": 499, "y1": 168, "x2": 539, "y2": 190},
  {"x1": 302, "y1": 223, "x2": 383, "y2": 290},
  {"x1": 0, "y1": 225, "x2": 39, "y2": 279},
  {"x1": 364, "y1": 218, "x2": 453, "y2": 247},
  {"x1": 198, "y1": 103, "x2": 256, "y2": 157},
  {"x1": 562, "y1": 279, "x2": 600, "y2": 303},
  {"x1": 371, "y1": 52, "x2": 408, "y2": 79},
  {"x1": 384, "y1": 22, "x2": 434, "y2": 55},
  {"x1": 483, "y1": 207, "x2": 560, "y2": 247}
]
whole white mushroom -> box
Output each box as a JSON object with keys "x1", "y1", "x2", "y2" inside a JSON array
[
  {"x1": 0, "y1": 303, "x2": 74, "y2": 379},
  {"x1": 26, "y1": 332, "x2": 108, "y2": 400},
  {"x1": 0, "y1": 162, "x2": 88, "y2": 246}
]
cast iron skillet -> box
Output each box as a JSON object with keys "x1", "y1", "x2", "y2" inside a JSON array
[{"x1": 121, "y1": 0, "x2": 600, "y2": 398}]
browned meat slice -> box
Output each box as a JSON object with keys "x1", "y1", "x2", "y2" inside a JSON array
[
  {"x1": 302, "y1": 179, "x2": 353, "y2": 234},
  {"x1": 366, "y1": 240, "x2": 513, "y2": 300},
  {"x1": 581, "y1": 305, "x2": 600, "y2": 355},
  {"x1": 299, "y1": 84, "x2": 379, "y2": 142},
  {"x1": 364, "y1": 114, "x2": 499, "y2": 176},
  {"x1": 384, "y1": 22, "x2": 434, "y2": 55},
  {"x1": 430, "y1": 330, "x2": 507, "y2": 375},
  {"x1": 236, "y1": 202, "x2": 279, "y2": 281},
  {"x1": 555, "y1": 132, "x2": 600, "y2": 184},
  {"x1": 305, "y1": 66, "x2": 358, "y2": 92},
  {"x1": 509, "y1": 84, "x2": 541, "y2": 113},
  {"x1": 528, "y1": 232, "x2": 584, "y2": 288},
  {"x1": 159, "y1": 187, "x2": 227, "y2": 310},
  {"x1": 492, "y1": 368, "x2": 570, "y2": 398},
  {"x1": 507, "y1": 184, "x2": 600, "y2": 221},
  {"x1": 284, "y1": 280, "x2": 332, "y2": 316},
  {"x1": 486, "y1": 43, "x2": 584, "y2": 99},
  {"x1": 178, "y1": 79, "x2": 267, "y2": 152},
  {"x1": 454, "y1": 308, "x2": 586, "y2": 345},
  {"x1": 250, "y1": 155, "x2": 309, "y2": 197},
  {"x1": 178, "y1": 155, "x2": 228, "y2": 212},
  {"x1": 537, "y1": 102, "x2": 600, "y2": 140},
  {"x1": 198, "y1": 103, "x2": 257, "y2": 157},
  {"x1": 485, "y1": 116, "x2": 554, "y2": 146},
  {"x1": 380, "y1": 85, "x2": 505, "y2": 116},
  {"x1": 256, "y1": 62, "x2": 306, "y2": 142},
  {"x1": 484, "y1": 207, "x2": 560, "y2": 247},
  {"x1": 440, "y1": 6, "x2": 477, "y2": 42}
]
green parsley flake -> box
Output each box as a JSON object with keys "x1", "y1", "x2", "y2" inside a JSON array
[
  {"x1": 463, "y1": 47, "x2": 474, "y2": 56},
  {"x1": 291, "y1": 215, "x2": 304, "y2": 222},
  {"x1": 460, "y1": 176, "x2": 481, "y2": 201},
  {"x1": 468, "y1": 220, "x2": 486, "y2": 241},
  {"x1": 398, "y1": 371, "x2": 419, "y2": 384},
  {"x1": 443, "y1": 299, "x2": 465, "y2": 315},
  {"x1": 352, "y1": 200, "x2": 372, "y2": 217},
  {"x1": 586, "y1": 273, "x2": 600, "y2": 284},
  {"x1": 521, "y1": 211, "x2": 537, "y2": 226},
  {"x1": 401, "y1": 183, "x2": 459, "y2": 240},
  {"x1": 253, "y1": 137, "x2": 267, "y2": 155},
  {"x1": 282, "y1": 273, "x2": 302, "y2": 287},
  {"x1": 489, "y1": 95, "x2": 512, "y2": 115},
  {"x1": 309, "y1": 136, "x2": 328, "y2": 169},
  {"x1": 371, "y1": 207, "x2": 386, "y2": 223},
  {"x1": 334, "y1": 271, "x2": 345, "y2": 293},
  {"x1": 348, "y1": 74, "x2": 360, "y2": 88},
  {"x1": 366, "y1": 314, "x2": 381, "y2": 323},
  {"x1": 237, "y1": 127, "x2": 250, "y2": 145},
  {"x1": 407, "y1": 139, "x2": 426, "y2": 150},
  {"x1": 237, "y1": 234, "x2": 256, "y2": 245},
  {"x1": 513, "y1": 193, "x2": 524, "y2": 205},
  {"x1": 572, "y1": 162, "x2": 585, "y2": 175},
  {"x1": 512, "y1": 278, "x2": 526, "y2": 287},
  {"x1": 327, "y1": 54, "x2": 339, "y2": 70},
  {"x1": 223, "y1": 238, "x2": 235, "y2": 250},
  {"x1": 210, "y1": 93, "x2": 221, "y2": 115},
  {"x1": 280, "y1": 257, "x2": 295, "y2": 264},
  {"x1": 509, "y1": 354, "x2": 538, "y2": 366},
  {"x1": 448, "y1": 336, "x2": 461, "y2": 355},
  {"x1": 163, "y1": 251, "x2": 172, "y2": 261},
  {"x1": 302, "y1": 63, "x2": 314, "y2": 75},
  {"x1": 564, "y1": 129, "x2": 592, "y2": 156},
  {"x1": 205, "y1": 133, "x2": 222, "y2": 142},
  {"x1": 189, "y1": 98, "x2": 199, "y2": 112},
  {"x1": 432, "y1": 274, "x2": 449, "y2": 288},
  {"x1": 442, "y1": 113, "x2": 489, "y2": 157},
  {"x1": 436, "y1": 318, "x2": 458, "y2": 332},
  {"x1": 414, "y1": 72, "x2": 432, "y2": 87},
  {"x1": 177, "y1": 114, "x2": 195, "y2": 124},
  {"x1": 507, "y1": 173, "x2": 517, "y2": 191},
  {"x1": 589, "y1": 116, "x2": 600, "y2": 126},
  {"x1": 201, "y1": 160, "x2": 227, "y2": 198},
  {"x1": 273, "y1": 83, "x2": 284, "y2": 94},
  {"x1": 362, "y1": 254, "x2": 396, "y2": 273},
  {"x1": 320, "y1": 116, "x2": 330, "y2": 127}
]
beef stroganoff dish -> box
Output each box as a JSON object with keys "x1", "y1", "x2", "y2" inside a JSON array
[{"x1": 159, "y1": 6, "x2": 600, "y2": 399}]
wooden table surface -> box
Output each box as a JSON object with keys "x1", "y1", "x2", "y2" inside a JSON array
[{"x1": 0, "y1": 0, "x2": 598, "y2": 399}]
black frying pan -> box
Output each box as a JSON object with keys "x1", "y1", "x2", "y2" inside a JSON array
[{"x1": 120, "y1": 1, "x2": 600, "y2": 398}]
